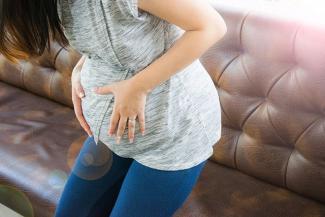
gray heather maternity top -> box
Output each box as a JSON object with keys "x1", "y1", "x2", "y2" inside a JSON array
[{"x1": 57, "y1": 0, "x2": 222, "y2": 171}]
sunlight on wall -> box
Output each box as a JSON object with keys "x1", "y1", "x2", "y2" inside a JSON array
[
  {"x1": 213, "y1": 0, "x2": 325, "y2": 26},
  {"x1": 267, "y1": 0, "x2": 325, "y2": 26}
]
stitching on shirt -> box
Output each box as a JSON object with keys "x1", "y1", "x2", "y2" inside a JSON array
[
  {"x1": 98, "y1": 0, "x2": 126, "y2": 69},
  {"x1": 174, "y1": 67, "x2": 212, "y2": 145}
]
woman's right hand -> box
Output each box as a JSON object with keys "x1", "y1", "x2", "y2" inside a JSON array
[{"x1": 71, "y1": 56, "x2": 93, "y2": 137}]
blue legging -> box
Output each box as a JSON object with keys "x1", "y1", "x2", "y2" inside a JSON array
[{"x1": 54, "y1": 136, "x2": 208, "y2": 217}]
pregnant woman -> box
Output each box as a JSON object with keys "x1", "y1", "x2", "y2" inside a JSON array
[{"x1": 0, "y1": 0, "x2": 226, "y2": 216}]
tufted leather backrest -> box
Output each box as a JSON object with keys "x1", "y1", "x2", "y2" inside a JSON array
[
  {"x1": 200, "y1": 1, "x2": 325, "y2": 203},
  {"x1": 0, "y1": 0, "x2": 324, "y2": 205},
  {"x1": 0, "y1": 42, "x2": 81, "y2": 108}
]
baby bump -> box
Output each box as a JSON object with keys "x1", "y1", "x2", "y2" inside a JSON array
[
  {"x1": 79, "y1": 56, "x2": 133, "y2": 139},
  {"x1": 96, "y1": 79, "x2": 175, "y2": 153}
]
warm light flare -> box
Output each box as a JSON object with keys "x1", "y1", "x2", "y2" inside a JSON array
[
  {"x1": 212, "y1": 0, "x2": 325, "y2": 26},
  {"x1": 273, "y1": 0, "x2": 325, "y2": 26}
]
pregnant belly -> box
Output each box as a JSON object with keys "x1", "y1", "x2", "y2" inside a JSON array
[{"x1": 79, "y1": 57, "x2": 134, "y2": 142}]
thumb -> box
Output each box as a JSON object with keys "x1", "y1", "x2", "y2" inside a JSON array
[
  {"x1": 92, "y1": 85, "x2": 113, "y2": 95},
  {"x1": 76, "y1": 84, "x2": 85, "y2": 98}
]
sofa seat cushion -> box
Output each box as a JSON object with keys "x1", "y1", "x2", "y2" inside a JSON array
[
  {"x1": 0, "y1": 81, "x2": 85, "y2": 217},
  {"x1": 175, "y1": 160, "x2": 325, "y2": 217},
  {"x1": 1, "y1": 81, "x2": 325, "y2": 217}
]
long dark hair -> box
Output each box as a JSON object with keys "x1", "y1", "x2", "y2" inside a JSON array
[{"x1": 0, "y1": 0, "x2": 69, "y2": 63}]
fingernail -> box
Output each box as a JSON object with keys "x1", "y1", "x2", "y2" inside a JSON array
[
  {"x1": 142, "y1": 131, "x2": 145, "y2": 136},
  {"x1": 79, "y1": 92, "x2": 84, "y2": 98},
  {"x1": 92, "y1": 87, "x2": 98, "y2": 92},
  {"x1": 129, "y1": 138, "x2": 134, "y2": 143},
  {"x1": 116, "y1": 136, "x2": 121, "y2": 144}
]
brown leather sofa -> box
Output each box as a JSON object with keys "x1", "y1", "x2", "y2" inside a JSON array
[{"x1": 1, "y1": 1, "x2": 325, "y2": 217}]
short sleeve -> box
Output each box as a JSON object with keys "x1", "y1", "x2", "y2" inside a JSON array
[{"x1": 117, "y1": 0, "x2": 150, "y2": 21}]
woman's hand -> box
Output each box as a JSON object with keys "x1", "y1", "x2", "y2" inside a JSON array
[
  {"x1": 71, "y1": 56, "x2": 93, "y2": 137},
  {"x1": 92, "y1": 78, "x2": 147, "y2": 144}
]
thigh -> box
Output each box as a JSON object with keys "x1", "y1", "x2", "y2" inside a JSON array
[
  {"x1": 54, "y1": 136, "x2": 133, "y2": 217},
  {"x1": 109, "y1": 159, "x2": 208, "y2": 217}
]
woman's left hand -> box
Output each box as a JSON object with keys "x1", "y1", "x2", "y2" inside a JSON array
[{"x1": 92, "y1": 78, "x2": 147, "y2": 144}]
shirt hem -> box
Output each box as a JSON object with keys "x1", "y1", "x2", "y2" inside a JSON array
[{"x1": 131, "y1": 146, "x2": 214, "y2": 171}]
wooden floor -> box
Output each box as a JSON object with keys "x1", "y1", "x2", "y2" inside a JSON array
[{"x1": 0, "y1": 204, "x2": 23, "y2": 217}]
